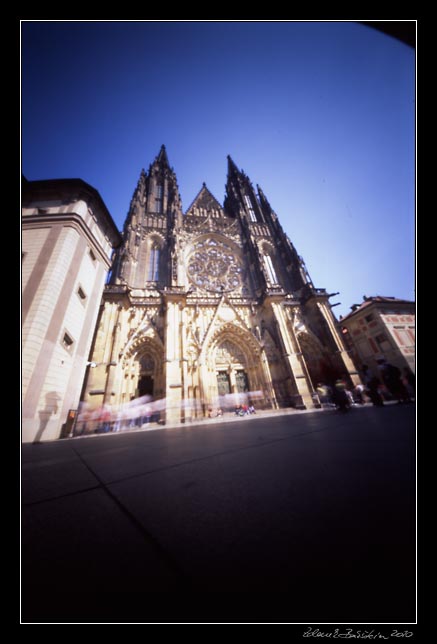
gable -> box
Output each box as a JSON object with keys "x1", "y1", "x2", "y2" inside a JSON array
[{"x1": 185, "y1": 184, "x2": 224, "y2": 217}]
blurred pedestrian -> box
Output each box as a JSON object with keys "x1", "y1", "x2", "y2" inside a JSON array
[
  {"x1": 332, "y1": 378, "x2": 350, "y2": 412},
  {"x1": 74, "y1": 403, "x2": 91, "y2": 436},
  {"x1": 354, "y1": 383, "x2": 365, "y2": 405},
  {"x1": 377, "y1": 358, "x2": 411, "y2": 403},
  {"x1": 403, "y1": 367, "x2": 416, "y2": 399},
  {"x1": 361, "y1": 365, "x2": 384, "y2": 407}
]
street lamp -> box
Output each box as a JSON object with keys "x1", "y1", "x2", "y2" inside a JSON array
[{"x1": 86, "y1": 361, "x2": 117, "y2": 368}]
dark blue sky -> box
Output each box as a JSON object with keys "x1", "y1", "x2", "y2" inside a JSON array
[{"x1": 21, "y1": 21, "x2": 415, "y2": 318}]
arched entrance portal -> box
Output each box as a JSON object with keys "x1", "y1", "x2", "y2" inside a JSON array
[
  {"x1": 121, "y1": 338, "x2": 164, "y2": 405},
  {"x1": 198, "y1": 322, "x2": 275, "y2": 415},
  {"x1": 137, "y1": 353, "x2": 155, "y2": 398},
  {"x1": 215, "y1": 339, "x2": 251, "y2": 398}
]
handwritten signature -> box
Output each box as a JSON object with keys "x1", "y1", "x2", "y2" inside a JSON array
[{"x1": 303, "y1": 628, "x2": 414, "y2": 639}]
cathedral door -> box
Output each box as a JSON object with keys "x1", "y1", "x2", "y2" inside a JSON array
[
  {"x1": 138, "y1": 375, "x2": 154, "y2": 398},
  {"x1": 136, "y1": 353, "x2": 155, "y2": 399},
  {"x1": 215, "y1": 340, "x2": 251, "y2": 400},
  {"x1": 235, "y1": 369, "x2": 249, "y2": 393},
  {"x1": 217, "y1": 371, "x2": 231, "y2": 396}
]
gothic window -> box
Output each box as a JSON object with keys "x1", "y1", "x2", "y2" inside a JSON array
[
  {"x1": 147, "y1": 244, "x2": 160, "y2": 281},
  {"x1": 187, "y1": 238, "x2": 243, "y2": 293},
  {"x1": 244, "y1": 194, "x2": 257, "y2": 222},
  {"x1": 264, "y1": 254, "x2": 279, "y2": 285},
  {"x1": 155, "y1": 184, "x2": 163, "y2": 213}
]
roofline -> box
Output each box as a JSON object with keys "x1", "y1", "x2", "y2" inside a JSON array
[
  {"x1": 340, "y1": 296, "x2": 415, "y2": 322},
  {"x1": 184, "y1": 183, "x2": 224, "y2": 215},
  {"x1": 22, "y1": 177, "x2": 122, "y2": 247}
]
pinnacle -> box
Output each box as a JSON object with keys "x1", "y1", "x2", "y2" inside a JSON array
[
  {"x1": 156, "y1": 144, "x2": 170, "y2": 166},
  {"x1": 226, "y1": 154, "x2": 240, "y2": 176}
]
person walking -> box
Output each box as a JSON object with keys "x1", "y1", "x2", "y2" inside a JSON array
[
  {"x1": 332, "y1": 378, "x2": 350, "y2": 412},
  {"x1": 361, "y1": 365, "x2": 384, "y2": 407},
  {"x1": 377, "y1": 358, "x2": 411, "y2": 403},
  {"x1": 403, "y1": 367, "x2": 416, "y2": 399}
]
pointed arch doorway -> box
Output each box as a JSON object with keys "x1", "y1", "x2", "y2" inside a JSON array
[
  {"x1": 214, "y1": 339, "x2": 251, "y2": 401},
  {"x1": 123, "y1": 340, "x2": 164, "y2": 404},
  {"x1": 137, "y1": 353, "x2": 155, "y2": 398}
]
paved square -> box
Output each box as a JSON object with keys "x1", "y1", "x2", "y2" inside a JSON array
[{"x1": 21, "y1": 404, "x2": 416, "y2": 623}]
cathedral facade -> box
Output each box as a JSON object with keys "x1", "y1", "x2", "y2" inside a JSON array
[{"x1": 83, "y1": 146, "x2": 359, "y2": 423}]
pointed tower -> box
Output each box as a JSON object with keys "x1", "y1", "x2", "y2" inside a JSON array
[
  {"x1": 224, "y1": 155, "x2": 264, "y2": 224},
  {"x1": 224, "y1": 156, "x2": 314, "y2": 296},
  {"x1": 110, "y1": 145, "x2": 183, "y2": 289},
  {"x1": 82, "y1": 146, "x2": 183, "y2": 415},
  {"x1": 222, "y1": 156, "x2": 360, "y2": 407}
]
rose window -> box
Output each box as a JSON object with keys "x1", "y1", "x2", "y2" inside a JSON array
[{"x1": 187, "y1": 238, "x2": 243, "y2": 293}]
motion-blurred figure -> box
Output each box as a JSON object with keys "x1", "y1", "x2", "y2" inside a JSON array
[
  {"x1": 361, "y1": 365, "x2": 384, "y2": 407},
  {"x1": 377, "y1": 358, "x2": 411, "y2": 403}
]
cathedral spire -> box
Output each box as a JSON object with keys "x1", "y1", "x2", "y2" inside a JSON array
[
  {"x1": 156, "y1": 144, "x2": 170, "y2": 167},
  {"x1": 225, "y1": 154, "x2": 261, "y2": 224},
  {"x1": 227, "y1": 154, "x2": 240, "y2": 176},
  {"x1": 256, "y1": 184, "x2": 271, "y2": 210}
]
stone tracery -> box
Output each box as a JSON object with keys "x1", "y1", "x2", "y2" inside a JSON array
[
  {"x1": 215, "y1": 340, "x2": 246, "y2": 366},
  {"x1": 187, "y1": 238, "x2": 244, "y2": 293}
]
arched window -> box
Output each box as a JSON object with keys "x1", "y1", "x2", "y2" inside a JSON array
[
  {"x1": 147, "y1": 244, "x2": 160, "y2": 281},
  {"x1": 243, "y1": 194, "x2": 257, "y2": 222},
  {"x1": 155, "y1": 183, "x2": 163, "y2": 213},
  {"x1": 263, "y1": 254, "x2": 279, "y2": 284}
]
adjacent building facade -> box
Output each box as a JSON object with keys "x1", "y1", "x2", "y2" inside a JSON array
[
  {"x1": 81, "y1": 146, "x2": 360, "y2": 424},
  {"x1": 339, "y1": 296, "x2": 415, "y2": 376},
  {"x1": 22, "y1": 178, "x2": 122, "y2": 442}
]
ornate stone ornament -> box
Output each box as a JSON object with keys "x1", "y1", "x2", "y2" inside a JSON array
[
  {"x1": 215, "y1": 340, "x2": 246, "y2": 366},
  {"x1": 187, "y1": 238, "x2": 243, "y2": 293}
]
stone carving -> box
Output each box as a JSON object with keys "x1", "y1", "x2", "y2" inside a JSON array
[
  {"x1": 215, "y1": 340, "x2": 246, "y2": 366},
  {"x1": 187, "y1": 238, "x2": 244, "y2": 293}
]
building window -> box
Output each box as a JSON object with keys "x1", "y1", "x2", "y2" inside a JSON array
[
  {"x1": 244, "y1": 194, "x2": 257, "y2": 222},
  {"x1": 264, "y1": 254, "x2": 279, "y2": 284},
  {"x1": 147, "y1": 245, "x2": 160, "y2": 281},
  {"x1": 77, "y1": 285, "x2": 87, "y2": 303},
  {"x1": 364, "y1": 314, "x2": 374, "y2": 323},
  {"x1": 155, "y1": 184, "x2": 163, "y2": 213},
  {"x1": 375, "y1": 332, "x2": 392, "y2": 352},
  {"x1": 89, "y1": 248, "x2": 97, "y2": 263},
  {"x1": 61, "y1": 331, "x2": 75, "y2": 353}
]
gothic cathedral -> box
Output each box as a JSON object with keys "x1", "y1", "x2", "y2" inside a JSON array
[{"x1": 83, "y1": 146, "x2": 359, "y2": 422}]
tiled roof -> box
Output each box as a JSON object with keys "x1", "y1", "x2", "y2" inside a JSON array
[{"x1": 340, "y1": 296, "x2": 415, "y2": 321}]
